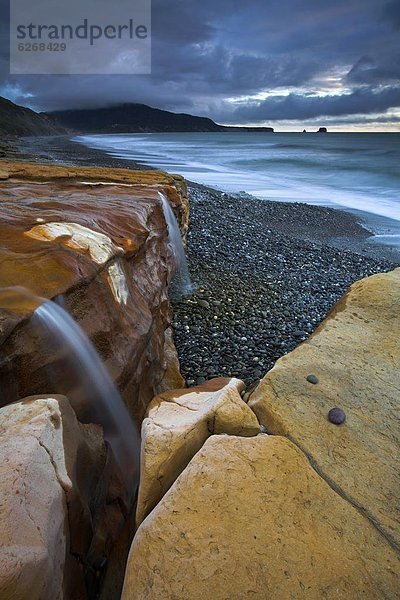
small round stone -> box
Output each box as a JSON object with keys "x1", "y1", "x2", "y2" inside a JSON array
[
  {"x1": 197, "y1": 299, "x2": 210, "y2": 309},
  {"x1": 306, "y1": 374, "x2": 319, "y2": 384},
  {"x1": 328, "y1": 407, "x2": 346, "y2": 425}
]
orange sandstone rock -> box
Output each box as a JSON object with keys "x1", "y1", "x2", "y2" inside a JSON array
[
  {"x1": 0, "y1": 162, "x2": 187, "y2": 422},
  {"x1": 0, "y1": 395, "x2": 105, "y2": 600},
  {"x1": 249, "y1": 268, "x2": 400, "y2": 550},
  {"x1": 136, "y1": 378, "x2": 260, "y2": 526},
  {"x1": 123, "y1": 435, "x2": 400, "y2": 600}
]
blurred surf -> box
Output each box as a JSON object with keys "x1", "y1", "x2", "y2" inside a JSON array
[{"x1": 74, "y1": 131, "x2": 400, "y2": 240}]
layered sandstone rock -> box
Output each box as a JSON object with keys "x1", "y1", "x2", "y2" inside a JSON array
[
  {"x1": 156, "y1": 327, "x2": 185, "y2": 393},
  {"x1": 123, "y1": 435, "x2": 400, "y2": 599},
  {"x1": 0, "y1": 161, "x2": 188, "y2": 422},
  {"x1": 249, "y1": 268, "x2": 400, "y2": 550},
  {"x1": 136, "y1": 378, "x2": 260, "y2": 525},
  {"x1": 0, "y1": 160, "x2": 189, "y2": 238},
  {"x1": 0, "y1": 394, "x2": 106, "y2": 600}
]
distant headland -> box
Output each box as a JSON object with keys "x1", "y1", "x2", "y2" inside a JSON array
[
  {"x1": 48, "y1": 103, "x2": 274, "y2": 134},
  {"x1": 0, "y1": 95, "x2": 274, "y2": 135}
]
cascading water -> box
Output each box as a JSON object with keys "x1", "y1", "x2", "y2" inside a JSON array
[
  {"x1": 159, "y1": 192, "x2": 194, "y2": 298},
  {"x1": 0, "y1": 287, "x2": 140, "y2": 497},
  {"x1": 34, "y1": 301, "x2": 140, "y2": 496}
]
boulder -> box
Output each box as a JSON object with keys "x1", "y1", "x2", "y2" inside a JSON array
[
  {"x1": 156, "y1": 327, "x2": 185, "y2": 393},
  {"x1": 0, "y1": 161, "x2": 188, "y2": 423},
  {"x1": 123, "y1": 435, "x2": 400, "y2": 599},
  {"x1": 0, "y1": 394, "x2": 106, "y2": 600},
  {"x1": 136, "y1": 378, "x2": 260, "y2": 525},
  {"x1": 249, "y1": 268, "x2": 400, "y2": 550}
]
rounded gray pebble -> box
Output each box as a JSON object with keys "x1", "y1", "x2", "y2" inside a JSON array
[
  {"x1": 197, "y1": 299, "x2": 210, "y2": 309},
  {"x1": 328, "y1": 407, "x2": 346, "y2": 425},
  {"x1": 306, "y1": 374, "x2": 319, "y2": 384}
]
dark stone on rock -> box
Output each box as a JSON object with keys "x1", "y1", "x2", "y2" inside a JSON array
[
  {"x1": 196, "y1": 376, "x2": 206, "y2": 385},
  {"x1": 328, "y1": 407, "x2": 346, "y2": 425},
  {"x1": 306, "y1": 374, "x2": 319, "y2": 384}
]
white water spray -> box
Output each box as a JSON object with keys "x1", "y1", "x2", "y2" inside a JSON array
[
  {"x1": 0, "y1": 287, "x2": 140, "y2": 496},
  {"x1": 34, "y1": 301, "x2": 140, "y2": 495},
  {"x1": 159, "y1": 192, "x2": 194, "y2": 298}
]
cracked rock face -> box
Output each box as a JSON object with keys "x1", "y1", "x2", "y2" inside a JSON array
[
  {"x1": 123, "y1": 435, "x2": 400, "y2": 600},
  {"x1": 136, "y1": 377, "x2": 260, "y2": 526},
  {"x1": 0, "y1": 395, "x2": 105, "y2": 600},
  {"x1": 155, "y1": 327, "x2": 185, "y2": 394},
  {"x1": 249, "y1": 267, "x2": 400, "y2": 551},
  {"x1": 0, "y1": 162, "x2": 188, "y2": 423}
]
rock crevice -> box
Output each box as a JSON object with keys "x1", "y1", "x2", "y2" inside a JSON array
[{"x1": 136, "y1": 377, "x2": 260, "y2": 526}]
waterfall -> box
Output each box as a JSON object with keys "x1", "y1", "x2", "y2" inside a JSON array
[
  {"x1": 0, "y1": 287, "x2": 140, "y2": 497},
  {"x1": 34, "y1": 301, "x2": 140, "y2": 496},
  {"x1": 159, "y1": 192, "x2": 194, "y2": 298}
]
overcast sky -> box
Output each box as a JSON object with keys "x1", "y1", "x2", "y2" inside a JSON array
[{"x1": 1, "y1": 0, "x2": 399, "y2": 130}]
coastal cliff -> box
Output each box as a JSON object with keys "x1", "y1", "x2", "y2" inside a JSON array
[
  {"x1": 48, "y1": 103, "x2": 274, "y2": 133},
  {"x1": 0, "y1": 95, "x2": 274, "y2": 136},
  {"x1": 0, "y1": 161, "x2": 188, "y2": 423},
  {"x1": 0, "y1": 96, "x2": 65, "y2": 136}
]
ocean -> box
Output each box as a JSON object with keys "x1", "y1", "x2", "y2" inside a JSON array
[{"x1": 74, "y1": 132, "x2": 400, "y2": 247}]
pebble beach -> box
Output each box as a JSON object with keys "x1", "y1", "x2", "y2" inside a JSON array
[{"x1": 172, "y1": 184, "x2": 398, "y2": 385}]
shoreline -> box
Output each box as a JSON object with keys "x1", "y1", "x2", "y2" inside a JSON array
[
  {"x1": 71, "y1": 133, "x2": 400, "y2": 257},
  {"x1": 12, "y1": 134, "x2": 400, "y2": 262},
  {"x1": 6, "y1": 134, "x2": 399, "y2": 385}
]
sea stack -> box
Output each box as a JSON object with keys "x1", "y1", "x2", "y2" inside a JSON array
[{"x1": 317, "y1": 126, "x2": 327, "y2": 132}]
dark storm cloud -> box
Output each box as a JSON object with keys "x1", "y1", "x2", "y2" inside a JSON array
[
  {"x1": 381, "y1": 0, "x2": 400, "y2": 29},
  {"x1": 327, "y1": 113, "x2": 400, "y2": 125},
  {"x1": 227, "y1": 85, "x2": 400, "y2": 122},
  {"x1": 0, "y1": 0, "x2": 399, "y2": 125},
  {"x1": 346, "y1": 56, "x2": 400, "y2": 85}
]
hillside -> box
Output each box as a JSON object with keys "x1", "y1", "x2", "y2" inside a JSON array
[
  {"x1": 0, "y1": 96, "x2": 274, "y2": 136},
  {"x1": 0, "y1": 96, "x2": 65, "y2": 136},
  {"x1": 49, "y1": 103, "x2": 274, "y2": 133}
]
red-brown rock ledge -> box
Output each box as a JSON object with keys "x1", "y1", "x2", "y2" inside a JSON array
[{"x1": 0, "y1": 160, "x2": 188, "y2": 423}]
